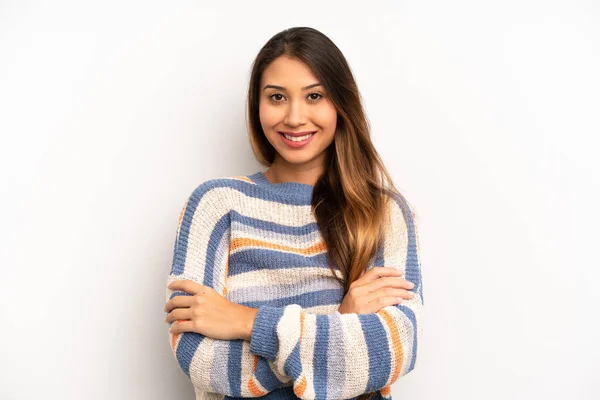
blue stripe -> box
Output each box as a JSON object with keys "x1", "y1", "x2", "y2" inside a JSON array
[
  {"x1": 313, "y1": 315, "x2": 329, "y2": 399},
  {"x1": 225, "y1": 385, "x2": 301, "y2": 399},
  {"x1": 236, "y1": 288, "x2": 344, "y2": 309},
  {"x1": 231, "y1": 209, "x2": 320, "y2": 236},
  {"x1": 249, "y1": 306, "x2": 286, "y2": 361},
  {"x1": 227, "y1": 339, "x2": 244, "y2": 396},
  {"x1": 253, "y1": 356, "x2": 289, "y2": 392},
  {"x1": 171, "y1": 290, "x2": 205, "y2": 378},
  {"x1": 360, "y1": 313, "x2": 392, "y2": 392},
  {"x1": 283, "y1": 341, "x2": 303, "y2": 380},
  {"x1": 228, "y1": 248, "x2": 331, "y2": 276},
  {"x1": 399, "y1": 304, "x2": 418, "y2": 371},
  {"x1": 390, "y1": 192, "x2": 421, "y2": 296}
]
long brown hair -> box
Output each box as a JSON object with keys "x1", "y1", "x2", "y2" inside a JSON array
[{"x1": 246, "y1": 27, "x2": 416, "y2": 400}]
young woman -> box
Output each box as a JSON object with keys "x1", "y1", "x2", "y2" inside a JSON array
[{"x1": 164, "y1": 27, "x2": 424, "y2": 400}]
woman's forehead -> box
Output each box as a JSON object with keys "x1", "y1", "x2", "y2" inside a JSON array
[{"x1": 261, "y1": 56, "x2": 319, "y2": 89}]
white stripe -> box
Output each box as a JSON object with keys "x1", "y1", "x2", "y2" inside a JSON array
[
  {"x1": 189, "y1": 337, "x2": 216, "y2": 392},
  {"x1": 239, "y1": 341, "x2": 265, "y2": 396},
  {"x1": 382, "y1": 196, "x2": 409, "y2": 270},
  {"x1": 275, "y1": 304, "x2": 303, "y2": 377},
  {"x1": 299, "y1": 313, "x2": 317, "y2": 399},
  {"x1": 228, "y1": 277, "x2": 343, "y2": 303},
  {"x1": 340, "y1": 313, "x2": 370, "y2": 398},
  {"x1": 240, "y1": 192, "x2": 317, "y2": 226},
  {"x1": 226, "y1": 267, "x2": 343, "y2": 291}
]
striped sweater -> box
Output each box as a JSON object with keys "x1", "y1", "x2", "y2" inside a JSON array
[{"x1": 165, "y1": 170, "x2": 424, "y2": 400}]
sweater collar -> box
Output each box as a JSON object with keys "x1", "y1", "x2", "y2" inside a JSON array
[{"x1": 248, "y1": 171, "x2": 314, "y2": 203}]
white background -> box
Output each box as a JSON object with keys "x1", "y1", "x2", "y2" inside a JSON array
[{"x1": 1, "y1": 0, "x2": 598, "y2": 399}]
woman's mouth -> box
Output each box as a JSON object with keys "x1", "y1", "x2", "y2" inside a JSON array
[{"x1": 278, "y1": 131, "x2": 316, "y2": 148}]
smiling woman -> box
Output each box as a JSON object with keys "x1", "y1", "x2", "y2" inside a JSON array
[
  {"x1": 258, "y1": 56, "x2": 337, "y2": 161},
  {"x1": 165, "y1": 26, "x2": 423, "y2": 400}
]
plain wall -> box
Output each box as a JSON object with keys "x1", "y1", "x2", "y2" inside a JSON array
[{"x1": 1, "y1": 0, "x2": 598, "y2": 398}]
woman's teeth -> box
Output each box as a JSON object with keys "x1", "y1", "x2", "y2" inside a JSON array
[{"x1": 283, "y1": 133, "x2": 314, "y2": 141}]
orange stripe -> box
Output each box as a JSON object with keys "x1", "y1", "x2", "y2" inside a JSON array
[
  {"x1": 247, "y1": 376, "x2": 267, "y2": 396},
  {"x1": 299, "y1": 311, "x2": 305, "y2": 340},
  {"x1": 246, "y1": 355, "x2": 267, "y2": 396},
  {"x1": 294, "y1": 375, "x2": 307, "y2": 397},
  {"x1": 222, "y1": 245, "x2": 230, "y2": 296},
  {"x1": 177, "y1": 199, "x2": 188, "y2": 232},
  {"x1": 230, "y1": 237, "x2": 327, "y2": 256},
  {"x1": 379, "y1": 308, "x2": 404, "y2": 384},
  {"x1": 380, "y1": 385, "x2": 392, "y2": 397},
  {"x1": 170, "y1": 331, "x2": 180, "y2": 350},
  {"x1": 230, "y1": 175, "x2": 255, "y2": 184},
  {"x1": 293, "y1": 312, "x2": 307, "y2": 397}
]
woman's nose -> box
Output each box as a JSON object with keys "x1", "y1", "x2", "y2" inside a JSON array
[{"x1": 284, "y1": 100, "x2": 307, "y2": 126}]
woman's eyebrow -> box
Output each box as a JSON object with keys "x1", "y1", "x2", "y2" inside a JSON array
[{"x1": 263, "y1": 83, "x2": 323, "y2": 91}]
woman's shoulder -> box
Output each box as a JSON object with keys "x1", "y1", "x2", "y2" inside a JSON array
[
  {"x1": 182, "y1": 173, "x2": 262, "y2": 211},
  {"x1": 383, "y1": 189, "x2": 418, "y2": 219},
  {"x1": 180, "y1": 176, "x2": 236, "y2": 211}
]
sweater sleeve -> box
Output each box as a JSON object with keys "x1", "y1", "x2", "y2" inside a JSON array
[
  {"x1": 165, "y1": 180, "x2": 293, "y2": 397},
  {"x1": 248, "y1": 193, "x2": 425, "y2": 400}
]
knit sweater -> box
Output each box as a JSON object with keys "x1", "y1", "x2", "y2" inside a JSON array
[{"x1": 165, "y1": 170, "x2": 424, "y2": 400}]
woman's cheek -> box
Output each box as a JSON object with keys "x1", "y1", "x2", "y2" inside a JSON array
[
  {"x1": 314, "y1": 108, "x2": 337, "y2": 131},
  {"x1": 259, "y1": 105, "x2": 281, "y2": 128}
]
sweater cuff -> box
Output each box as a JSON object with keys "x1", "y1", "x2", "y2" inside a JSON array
[{"x1": 249, "y1": 306, "x2": 285, "y2": 361}]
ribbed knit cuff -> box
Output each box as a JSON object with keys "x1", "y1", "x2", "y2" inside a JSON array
[{"x1": 249, "y1": 306, "x2": 285, "y2": 361}]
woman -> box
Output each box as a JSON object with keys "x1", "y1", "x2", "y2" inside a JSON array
[{"x1": 164, "y1": 26, "x2": 424, "y2": 400}]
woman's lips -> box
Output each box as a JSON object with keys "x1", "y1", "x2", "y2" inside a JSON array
[
  {"x1": 278, "y1": 131, "x2": 316, "y2": 137},
  {"x1": 278, "y1": 131, "x2": 316, "y2": 148}
]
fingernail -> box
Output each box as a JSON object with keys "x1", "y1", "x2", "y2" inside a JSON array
[{"x1": 408, "y1": 281, "x2": 415, "y2": 288}]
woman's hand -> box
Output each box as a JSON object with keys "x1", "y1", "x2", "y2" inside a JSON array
[
  {"x1": 338, "y1": 266, "x2": 415, "y2": 314},
  {"x1": 164, "y1": 279, "x2": 257, "y2": 341}
]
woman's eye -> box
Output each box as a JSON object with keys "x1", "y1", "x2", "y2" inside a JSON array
[
  {"x1": 308, "y1": 93, "x2": 323, "y2": 101},
  {"x1": 268, "y1": 92, "x2": 323, "y2": 103}
]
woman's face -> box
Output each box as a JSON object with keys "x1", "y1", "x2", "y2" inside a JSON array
[{"x1": 259, "y1": 56, "x2": 337, "y2": 169}]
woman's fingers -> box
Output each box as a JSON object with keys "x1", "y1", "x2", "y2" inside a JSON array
[
  {"x1": 165, "y1": 308, "x2": 192, "y2": 324},
  {"x1": 360, "y1": 296, "x2": 404, "y2": 314},
  {"x1": 368, "y1": 276, "x2": 414, "y2": 291},
  {"x1": 363, "y1": 286, "x2": 414, "y2": 305},
  {"x1": 164, "y1": 295, "x2": 196, "y2": 324},
  {"x1": 164, "y1": 294, "x2": 195, "y2": 313},
  {"x1": 169, "y1": 320, "x2": 194, "y2": 334},
  {"x1": 352, "y1": 266, "x2": 404, "y2": 290},
  {"x1": 366, "y1": 266, "x2": 405, "y2": 282},
  {"x1": 360, "y1": 284, "x2": 416, "y2": 314}
]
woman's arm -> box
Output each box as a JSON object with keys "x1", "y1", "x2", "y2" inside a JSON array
[
  {"x1": 246, "y1": 194, "x2": 424, "y2": 400},
  {"x1": 165, "y1": 180, "x2": 293, "y2": 397}
]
